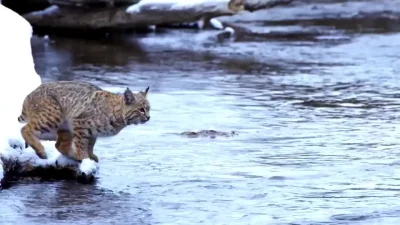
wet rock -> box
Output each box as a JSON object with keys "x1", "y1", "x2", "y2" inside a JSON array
[{"x1": 180, "y1": 130, "x2": 238, "y2": 139}]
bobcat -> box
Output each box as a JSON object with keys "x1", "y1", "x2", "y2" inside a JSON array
[{"x1": 17, "y1": 81, "x2": 151, "y2": 163}]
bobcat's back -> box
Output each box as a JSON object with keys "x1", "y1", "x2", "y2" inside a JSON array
[{"x1": 19, "y1": 81, "x2": 103, "y2": 122}]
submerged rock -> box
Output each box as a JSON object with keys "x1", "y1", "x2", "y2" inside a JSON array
[{"x1": 180, "y1": 130, "x2": 238, "y2": 139}]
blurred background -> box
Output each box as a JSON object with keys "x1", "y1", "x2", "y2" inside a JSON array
[{"x1": 2, "y1": 0, "x2": 400, "y2": 225}]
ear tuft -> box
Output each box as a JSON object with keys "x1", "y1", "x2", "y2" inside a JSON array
[
  {"x1": 144, "y1": 86, "x2": 150, "y2": 96},
  {"x1": 124, "y1": 87, "x2": 135, "y2": 105}
]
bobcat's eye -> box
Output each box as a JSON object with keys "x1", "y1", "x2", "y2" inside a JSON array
[{"x1": 139, "y1": 108, "x2": 145, "y2": 113}]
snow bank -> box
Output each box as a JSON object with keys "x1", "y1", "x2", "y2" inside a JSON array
[{"x1": 0, "y1": 4, "x2": 98, "y2": 187}]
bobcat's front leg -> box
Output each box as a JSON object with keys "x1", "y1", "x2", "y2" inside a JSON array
[
  {"x1": 88, "y1": 137, "x2": 99, "y2": 163},
  {"x1": 55, "y1": 129, "x2": 74, "y2": 157},
  {"x1": 71, "y1": 131, "x2": 90, "y2": 162},
  {"x1": 69, "y1": 119, "x2": 100, "y2": 162},
  {"x1": 55, "y1": 124, "x2": 90, "y2": 162}
]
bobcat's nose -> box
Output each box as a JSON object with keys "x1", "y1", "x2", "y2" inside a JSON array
[{"x1": 146, "y1": 116, "x2": 150, "y2": 121}]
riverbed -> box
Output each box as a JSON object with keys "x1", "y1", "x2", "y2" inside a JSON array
[{"x1": 2, "y1": 1, "x2": 400, "y2": 224}]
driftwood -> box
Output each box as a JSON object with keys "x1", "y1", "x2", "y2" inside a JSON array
[{"x1": 23, "y1": 0, "x2": 244, "y2": 31}]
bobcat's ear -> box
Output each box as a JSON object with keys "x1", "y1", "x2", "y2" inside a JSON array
[
  {"x1": 143, "y1": 86, "x2": 150, "y2": 96},
  {"x1": 140, "y1": 86, "x2": 150, "y2": 97},
  {"x1": 123, "y1": 87, "x2": 136, "y2": 105}
]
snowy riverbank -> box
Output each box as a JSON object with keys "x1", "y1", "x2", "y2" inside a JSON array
[{"x1": 0, "y1": 4, "x2": 98, "y2": 189}]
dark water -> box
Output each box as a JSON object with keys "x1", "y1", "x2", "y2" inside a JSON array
[{"x1": 3, "y1": 1, "x2": 400, "y2": 224}]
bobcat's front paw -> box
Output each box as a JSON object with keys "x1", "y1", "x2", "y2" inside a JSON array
[{"x1": 37, "y1": 151, "x2": 48, "y2": 160}]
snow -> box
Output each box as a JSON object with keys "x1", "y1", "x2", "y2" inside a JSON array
[
  {"x1": 7, "y1": 138, "x2": 78, "y2": 168},
  {"x1": 79, "y1": 158, "x2": 99, "y2": 176},
  {"x1": 224, "y1": 26, "x2": 235, "y2": 34},
  {"x1": 210, "y1": 18, "x2": 224, "y2": 30},
  {"x1": 0, "y1": 4, "x2": 98, "y2": 185},
  {"x1": 126, "y1": 0, "x2": 235, "y2": 14}
]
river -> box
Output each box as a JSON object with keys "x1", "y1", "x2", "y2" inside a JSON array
[{"x1": 2, "y1": 0, "x2": 400, "y2": 224}]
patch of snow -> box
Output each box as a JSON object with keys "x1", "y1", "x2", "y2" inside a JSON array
[
  {"x1": 126, "y1": 4, "x2": 141, "y2": 13},
  {"x1": 210, "y1": 18, "x2": 224, "y2": 30},
  {"x1": 7, "y1": 137, "x2": 78, "y2": 168},
  {"x1": 28, "y1": 5, "x2": 59, "y2": 16},
  {"x1": 224, "y1": 26, "x2": 235, "y2": 35},
  {"x1": 197, "y1": 19, "x2": 205, "y2": 29},
  {"x1": 0, "y1": 5, "x2": 98, "y2": 184},
  {"x1": 148, "y1": 25, "x2": 157, "y2": 31},
  {"x1": 79, "y1": 158, "x2": 98, "y2": 176}
]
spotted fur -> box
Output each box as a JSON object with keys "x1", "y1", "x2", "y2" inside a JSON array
[{"x1": 18, "y1": 81, "x2": 151, "y2": 162}]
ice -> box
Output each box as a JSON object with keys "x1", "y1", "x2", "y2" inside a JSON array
[{"x1": 0, "y1": 5, "x2": 98, "y2": 185}]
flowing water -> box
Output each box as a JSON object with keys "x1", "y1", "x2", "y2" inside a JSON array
[{"x1": 2, "y1": 1, "x2": 400, "y2": 224}]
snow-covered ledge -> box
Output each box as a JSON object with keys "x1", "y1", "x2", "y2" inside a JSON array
[{"x1": 0, "y1": 5, "x2": 98, "y2": 189}]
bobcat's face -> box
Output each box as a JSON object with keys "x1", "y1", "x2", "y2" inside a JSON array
[{"x1": 122, "y1": 87, "x2": 151, "y2": 126}]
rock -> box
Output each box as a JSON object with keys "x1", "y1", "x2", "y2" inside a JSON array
[{"x1": 180, "y1": 130, "x2": 238, "y2": 139}]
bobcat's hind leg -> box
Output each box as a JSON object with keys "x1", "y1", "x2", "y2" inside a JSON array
[
  {"x1": 21, "y1": 116, "x2": 61, "y2": 160},
  {"x1": 20, "y1": 98, "x2": 63, "y2": 159},
  {"x1": 21, "y1": 123, "x2": 47, "y2": 159}
]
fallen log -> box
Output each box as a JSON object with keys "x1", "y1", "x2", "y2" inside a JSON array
[{"x1": 23, "y1": 0, "x2": 245, "y2": 32}]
